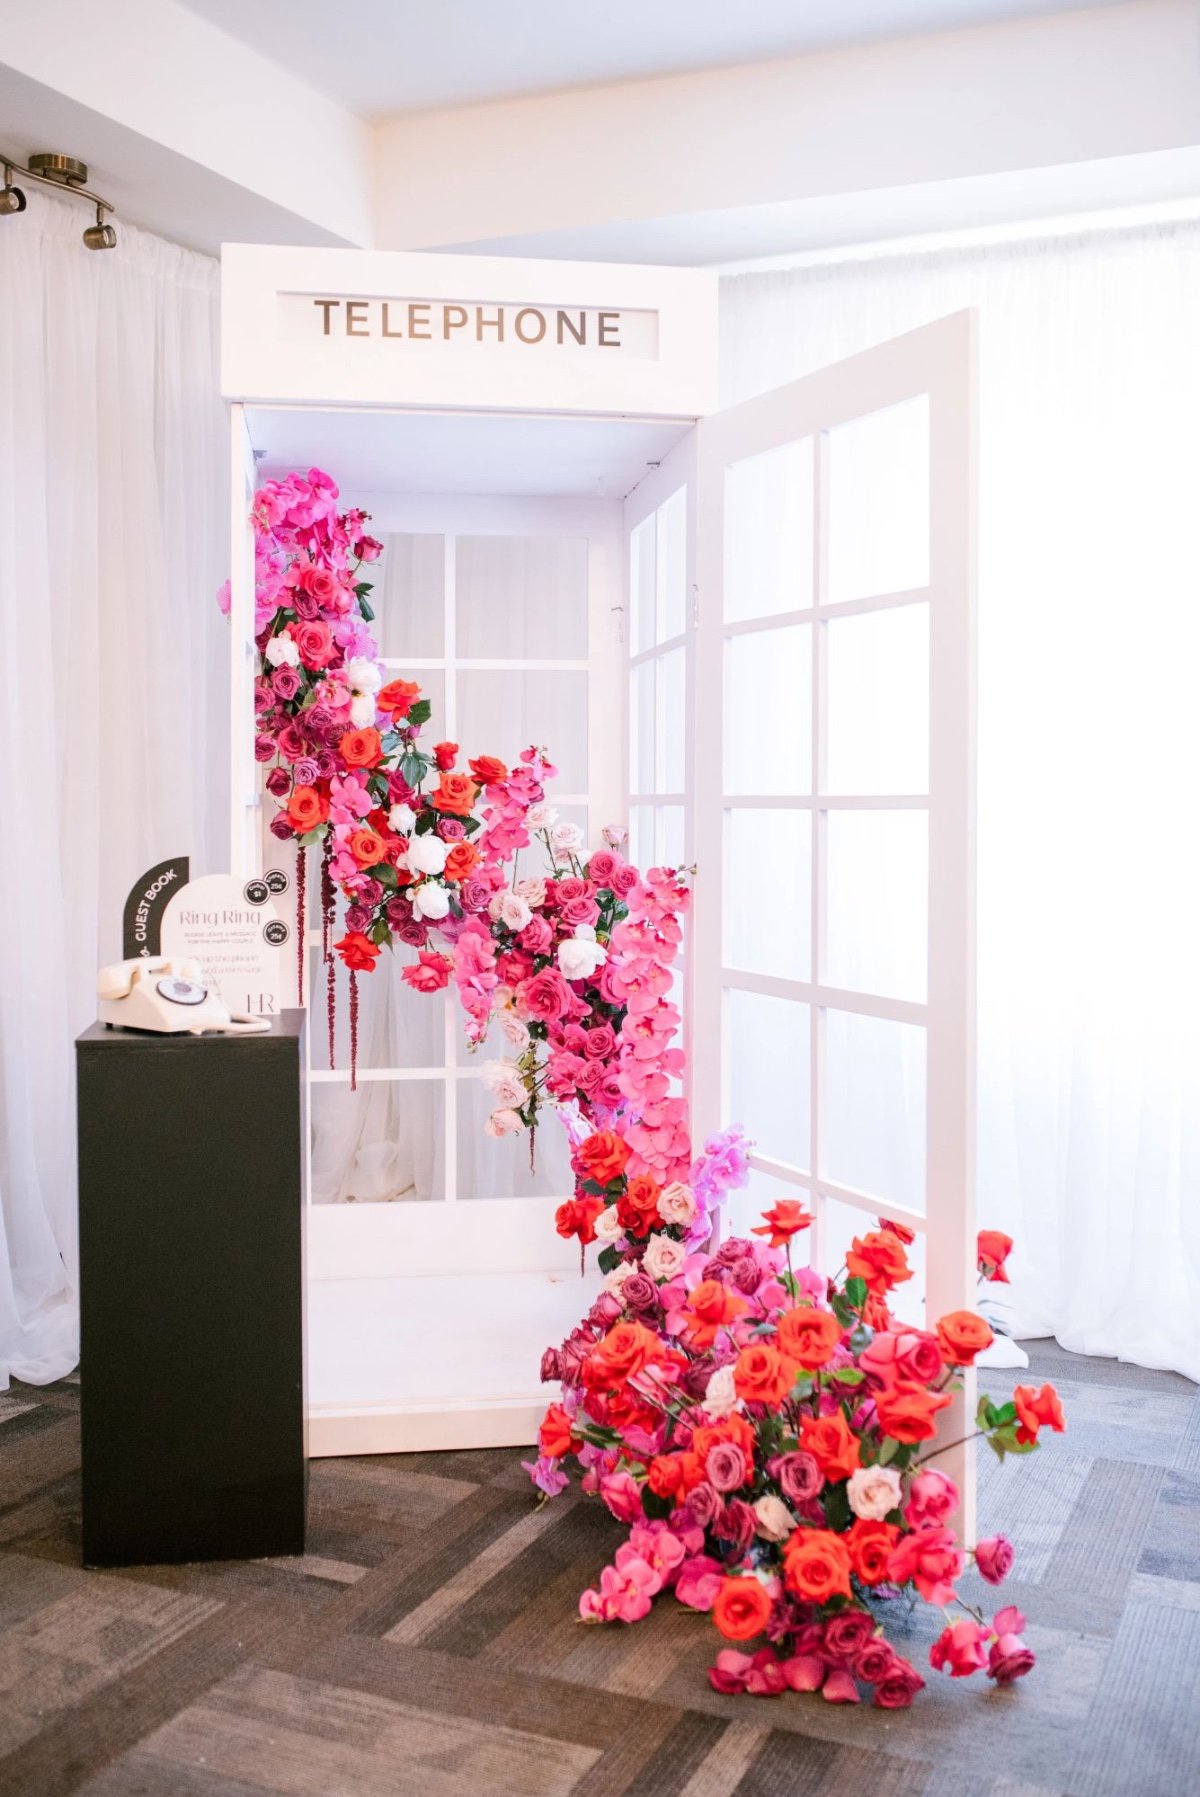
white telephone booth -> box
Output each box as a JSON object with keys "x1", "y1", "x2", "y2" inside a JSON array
[{"x1": 223, "y1": 247, "x2": 978, "y2": 1505}]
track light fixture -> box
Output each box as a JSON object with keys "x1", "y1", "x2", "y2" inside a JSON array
[{"x1": 0, "y1": 151, "x2": 116, "y2": 248}]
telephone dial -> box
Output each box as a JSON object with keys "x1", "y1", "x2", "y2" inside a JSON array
[{"x1": 97, "y1": 957, "x2": 270, "y2": 1036}]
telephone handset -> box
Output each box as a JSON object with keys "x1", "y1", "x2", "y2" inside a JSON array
[{"x1": 97, "y1": 957, "x2": 270, "y2": 1036}]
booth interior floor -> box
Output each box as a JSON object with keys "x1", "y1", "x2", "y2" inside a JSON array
[{"x1": 0, "y1": 1341, "x2": 1197, "y2": 1797}]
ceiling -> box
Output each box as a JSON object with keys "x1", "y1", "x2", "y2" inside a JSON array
[{"x1": 180, "y1": 0, "x2": 1128, "y2": 120}]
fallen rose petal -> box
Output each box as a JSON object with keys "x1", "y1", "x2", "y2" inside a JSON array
[{"x1": 821, "y1": 1668, "x2": 861, "y2": 1704}]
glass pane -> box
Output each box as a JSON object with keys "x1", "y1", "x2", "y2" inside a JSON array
[
  {"x1": 726, "y1": 988, "x2": 810, "y2": 1171},
  {"x1": 456, "y1": 535, "x2": 588, "y2": 660},
  {"x1": 457, "y1": 1077, "x2": 574, "y2": 1199},
  {"x1": 825, "y1": 810, "x2": 928, "y2": 1002},
  {"x1": 311, "y1": 1078, "x2": 445, "y2": 1204},
  {"x1": 724, "y1": 626, "x2": 811, "y2": 795},
  {"x1": 725, "y1": 1165, "x2": 813, "y2": 1263},
  {"x1": 656, "y1": 485, "x2": 688, "y2": 644},
  {"x1": 724, "y1": 809, "x2": 810, "y2": 981},
  {"x1": 311, "y1": 951, "x2": 445, "y2": 1073},
  {"x1": 819, "y1": 1194, "x2": 926, "y2": 1331},
  {"x1": 823, "y1": 1009, "x2": 925, "y2": 1212},
  {"x1": 403, "y1": 667, "x2": 446, "y2": 745},
  {"x1": 725, "y1": 438, "x2": 814, "y2": 623},
  {"x1": 374, "y1": 534, "x2": 445, "y2": 659},
  {"x1": 457, "y1": 669, "x2": 588, "y2": 792},
  {"x1": 827, "y1": 396, "x2": 929, "y2": 604},
  {"x1": 630, "y1": 513, "x2": 656, "y2": 655},
  {"x1": 657, "y1": 647, "x2": 686, "y2": 792},
  {"x1": 628, "y1": 804, "x2": 653, "y2": 872},
  {"x1": 656, "y1": 804, "x2": 685, "y2": 868},
  {"x1": 629, "y1": 661, "x2": 655, "y2": 797},
  {"x1": 825, "y1": 604, "x2": 928, "y2": 795}
]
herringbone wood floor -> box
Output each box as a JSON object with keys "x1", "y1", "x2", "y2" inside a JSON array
[{"x1": 0, "y1": 1340, "x2": 1197, "y2": 1796}]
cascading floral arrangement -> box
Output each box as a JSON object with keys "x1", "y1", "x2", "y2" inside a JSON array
[{"x1": 532, "y1": 1213, "x2": 1063, "y2": 1708}]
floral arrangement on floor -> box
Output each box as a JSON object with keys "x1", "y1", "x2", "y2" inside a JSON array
[{"x1": 534, "y1": 1213, "x2": 1065, "y2": 1708}]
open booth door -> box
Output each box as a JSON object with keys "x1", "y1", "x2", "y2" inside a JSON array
[{"x1": 688, "y1": 312, "x2": 979, "y2": 1530}]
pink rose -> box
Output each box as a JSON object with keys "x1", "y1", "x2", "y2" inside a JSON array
[
  {"x1": 587, "y1": 850, "x2": 618, "y2": 886},
  {"x1": 903, "y1": 1468, "x2": 960, "y2": 1530},
  {"x1": 705, "y1": 1443, "x2": 747, "y2": 1493},
  {"x1": 929, "y1": 1618, "x2": 990, "y2": 1677},
  {"x1": 873, "y1": 1657, "x2": 926, "y2": 1708},
  {"x1": 854, "y1": 1637, "x2": 897, "y2": 1684},
  {"x1": 516, "y1": 969, "x2": 572, "y2": 1023},
  {"x1": 560, "y1": 895, "x2": 600, "y2": 929},
  {"x1": 292, "y1": 619, "x2": 337, "y2": 668},
  {"x1": 988, "y1": 1612, "x2": 1035, "y2": 1685},
  {"x1": 859, "y1": 1327, "x2": 943, "y2": 1387},
  {"x1": 974, "y1": 1534, "x2": 1014, "y2": 1585},
  {"x1": 598, "y1": 1470, "x2": 644, "y2": 1523},
  {"x1": 887, "y1": 1526, "x2": 964, "y2": 1605}
]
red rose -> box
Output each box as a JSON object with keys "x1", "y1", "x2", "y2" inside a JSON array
[
  {"x1": 468, "y1": 754, "x2": 508, "y2": 786},
  {"x1": 433, "y1": 740, "x2": 459, "y2": 772},
  {"x1": 335, "y1": 932, "x2": 380, "y2": 973},
  {"x1": 378, "y1": 679, "x2": 421, "y2": 719},
  {"x1": 292, "y1": 620, "x2": 336, "y2": 669},
  {"x1": 712, "y1": 1576, "x2": 772, "y2": 1642},
  {"x1": 573, "y1": 1130, "x2": 630, "y2": 1188}
]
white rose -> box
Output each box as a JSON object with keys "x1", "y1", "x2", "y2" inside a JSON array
[
  {"x1": 499, "y1": 1012, "x2": 531, "y2": 1052},
  {"x1": 389, "y1": 804, "x2": 416, "y2": 835},
  {"x1": 407, "y1": 835, "x2": 449, "y2": 876},
  {"x1": 411, "y1": 880, "x2": 450, "y2": 920},
  {"x1": 349, "y1": 691, "x2": 377, "y2": 727},
  {"x1": 484, "y1": 1107, "x2": 523, "y2": 1138},
  {"x1": 753, "y1": 1493, "x2": 795, "y2": 1543},
  {"x1": 701, "y1": 1364, "x2": 739, "y2": 1419},
  {"x1": 847, "y1": 1464, "x2": 903, "y2": 1522},
  {"x1": 604, "y1": 1261, "x2": 638, "y2": 1296},
  {"x1": 642, "y1": 1234, "x2": 686, "y2": 1282},
  {"x1": 526, "y1": 804, "x2": 558, "y2": 831},
  {"x1": 489, "y1": 889, "x2": 532, "y2": 932},
  {"x1": 557, "y1": 936, "x2": 607, "y2": 981},
  {"x1": 265, "y1": 634, "x2": 300, "y2": 668},
  {"x1": 593, "y1": 1206, "x2": 625, "y2": 1244},
  {"x1": 482, "y1": 1060, "x2": 525, "y2": 1106},
  {"x1": 550, "y1": 821, "x2": 584, "y2": 857},
  {"x1": 657, "y1": 1182, "x2": 696, "y2": 1227},
  {"x1": 601, "y1": 824, "x2": 627, "y2": 849}
]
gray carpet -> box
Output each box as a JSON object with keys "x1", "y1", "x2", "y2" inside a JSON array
[{"x1": 0, "y1": 1339, "x2": 1197, "y2": 1796}]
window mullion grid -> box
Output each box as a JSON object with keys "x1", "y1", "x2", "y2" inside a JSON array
[{"x1": 810, "y1": 428, "x2": 830, "y2": 1272}]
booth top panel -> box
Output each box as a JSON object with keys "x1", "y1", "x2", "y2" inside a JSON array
[
  {"x1": 222, "y1": 246, "x2": 718, "y2": 420},
  {"x1": 247, "y1": 405, "x2": 692, "y2": 501}
]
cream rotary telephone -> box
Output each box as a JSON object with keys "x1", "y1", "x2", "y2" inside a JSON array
[{"x1": 97, "y1": 957, "x2": 270, "y2": 1036}]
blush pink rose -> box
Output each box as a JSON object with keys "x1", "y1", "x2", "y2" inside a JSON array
[
  {"x1": 292, "y1": 620, "x2": 337, "y2": 669},
  {"x1": 903, "y1": 1468, "x2": 960, "y2": 1529},
  {"x1": 516, "y1": 969, "x2": 571, "y2": 1023},
  {"x1": 887, "y1": 1525, "x2": 964, "y2": 1605}
]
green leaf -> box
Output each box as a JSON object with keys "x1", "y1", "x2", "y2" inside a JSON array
[
  {"x1": 354, "y1": 581, "x2": 374, "y2": 599},
  {"x1": 357, "y1": 595, "x2": 375, "y2": 623},
  {"x1": 843, "y1": 1275, "x2": 868, "y2": 1310},
  {"x1": 831, "y1": 1367, "x2": 865, "y2": 1387},
  {"x1": 408, "y1": 698, "x2": 432, "y2": 728},
  {"x1": 823, "y1": 1481, "x2": 852, "y2": 1532},
  {"x1": 370, "y1": 863, "x2": 398, "y2": 889},
  {"x1": 877, "y1": 1436, "x2": 898, "y2": 1466},
  {"x1": 641, "y1": 1488, "x2": 674, "y2": 1522},
  {"x1": 596, "y1": 1244, "x2": 621, "y2": 1274},
  {"x1": 369, "y1": 918, "x2": 391, "y2": 946},
  {"x1": 296, "y1": 828, "x2": 325, "y2": 848},
  {"x1": 401, "y1": 753, "x2": 427, "y2": 787}
]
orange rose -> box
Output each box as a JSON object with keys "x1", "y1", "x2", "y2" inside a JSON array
[
  {"x1": 683, "y1": 1279, "x2": 747, "y2": 1348},
  {"x1": 782, "y1": 1528, "x2": 853, "y2": 1604},
  {"x1": 733, "y1": 1343, "x2": 794, "y2": 1407},
  {"x1": 848, "y1": 1519, "x2": 900, "y2": 1586},
  {"x1": 349, "y1": 828, "x2": 386, "y2": 868},
  {"x1": 469, "y1": 754, "x2": 508, "y2": 786},
  {"x1": 538, "y1": 1403, "x2": 576, "y2": 1459},
  {"x1": 799, "y1": 1410, "x2": 862, "y2": 1482},
  {"x1": 377, "y1": 678, "x2": 421, "y2": 718},
  {"x1": 430, "y1": 771, "x2": 478, "y2": 816},
  {"x1": 846, "y1": 1230, "x2": 913, "y2": 1295},
  {"x1": 712, "y1": 1576, "x2": 773, "y2": 1642},
  {"x1": 554, "y1": 1195, "x2": 604, "y2": 1244},
  {"x1": 592, "y1": 1319, "x2": 662, "y2": 1382},
  {"x1": 575, "y1": 1130, "x2": 630, "y2": 1188},
  {"x1": 874, "y1": 1385, "x2": 953, "y2": 1444},
  {"x1": 751, "y1": 1199, "x2": 813, "y2": 1249},
  {"x1": 616, "y1": 1172, "x2": 661, "y2": 1234},
  {"x1": 1013, "y1": 1381, "x2": 1065, "y2": 1445},
  {"x1": 339, "y1": 727, "x2": 383, "y2": 769},
  {"x1": 285, "y1": 785, "x2": 329, "y2": 833},
  {"x1": 334, "y1": 931, "x2": 380, "y2": 973},
  {"x1": 443, "y1": 840, "x2": 479, "y2": 882},
  {"x1": 776, "y1": 1305, "x2": 843, "y2": 1371},
  {"x1": 935, "y1": 1309, "x2": 995, "y2": 1366},
  {"x1": 647, "y1": 1454, "x2": 687, "y2": 1500},
  {"x1": 978, "y1": 1229, "x2": 1013, "y2": 1283}
]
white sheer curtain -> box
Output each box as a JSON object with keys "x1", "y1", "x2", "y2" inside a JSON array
[
  {"x1": 0, "y1": 190, "x2": 226, "y2": 1386},
  {"x1": 721, "y1": 216, "x2": 1200, "y2": 1380}
]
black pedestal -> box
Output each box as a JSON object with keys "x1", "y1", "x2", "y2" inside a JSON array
[{"x1": 76, "y1": 1013, "x2": 307, "y2": 1566}]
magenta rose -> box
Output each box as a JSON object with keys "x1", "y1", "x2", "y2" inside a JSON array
[
  {"x1": 290, "y1": 587, "x2": 321, "y2": 621},
  {"x1": 265, "y1": 766, "x2": 291, "y2": 798},
  {"x1": 254, "y1": 680, "x2": 274, "y2": 715},
  {"x1": 769, "y1": 1451, "x2": 823, "y2": 1504},
  {"x1": 683, "y1": 1480, "x2": 721, "y2": 1529},
  {"x1": 293, "y1": 757, "x2": 319, "y2": 786},
  {"x1": 712, "y1": 1499, "x2": 756, "y2": 1556},
  {"x1": 584, "y1": 1022, "x2": 617, "y2": 1061},
  {"x1": 298, "y1": 564, "x2": 339, "y2": 606},
  {"x1": 705, "y1": 1443, "x2": 747, "y2": 1493},
  {"x1": 539, "y1": 1347, "x2": 561, "y2": 1382},
  {"x1": 459, "y1": 877, "x2": 492, "y2": 914},
  {"x1": 874, "y1": 1659, "x2": 926, "y2": 1709},
  {"x1": 854, "y1": 1637, "x2": 898, "y2": 1685},
  {"x1": 268, "y1": 814, "x2": 293, "y2": 840},
  {"x1": 437, "y1": 817, "x2": 466, "y2": 840},
  {"x1": 988, "y1": 1635, "x2": 1035, "y2": 1685},
  {"x1": 293, "y1": 620, "x2": 336, "y2": 669},
  {"x1": 612, "y1": 862, "x2": 638, "y2": 895},
  {"x1": 621, "y1": 1273, "x2": 659, "y2": 1315},
  {"x1": 974, "y1": 1535, "x2": 1014, "y2": 1585},
  {"x1": 823, "y1": 1610, "x2": 876, "y2": 1666},
  {"x1": 254, "y1": 731, "x2": 277, "y2": 762},
  {"x1": 276, "y1": 722, "x2": 308, "y2": 763}
]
